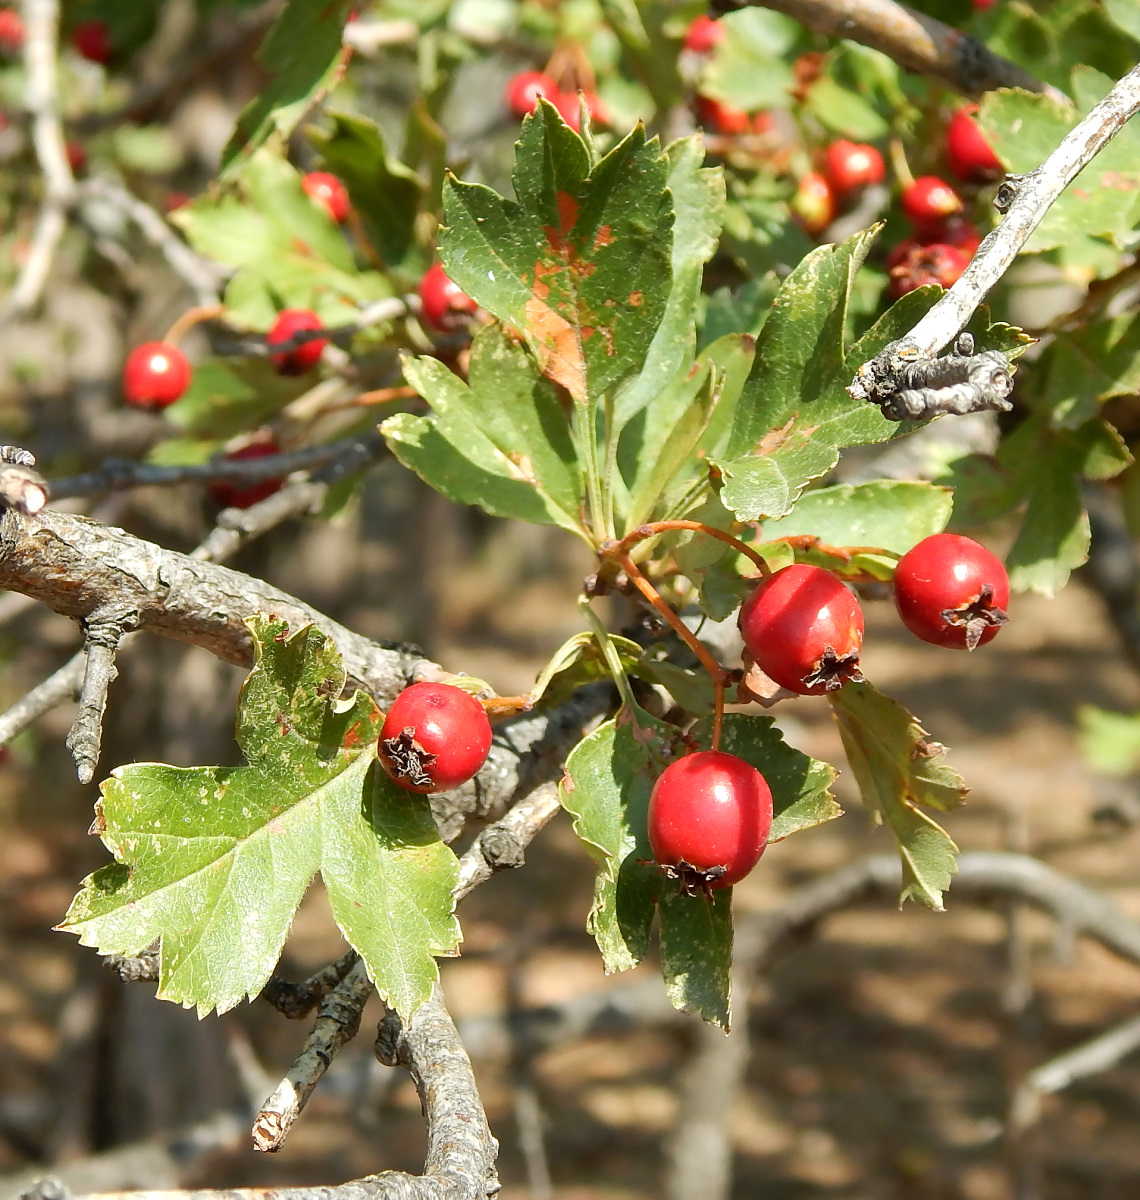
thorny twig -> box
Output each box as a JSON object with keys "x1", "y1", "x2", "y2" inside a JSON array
[
  {"x1": 852, "y1": 63, "x2": 1140, "y2": 419},
  {"x1": 710, "y1": 0, "x2": 1062, "y2": 100},
  {"x1": 2, "y1": 0, "x2": 74, "y2": 328}
]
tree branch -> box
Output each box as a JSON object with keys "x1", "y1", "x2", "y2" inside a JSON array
[
  {"x1": 710, "y1": 0, "x2": 1061, "y2": 100},
  {"x1": 851, "y1": 63, "x2": 1140, "y2": 415},
  {"x1": 3, "y1": 0, "x2": 75, "y2": 327},
  {"x1": 65, "y1": 609, "x2": 132, "y2": 784}
]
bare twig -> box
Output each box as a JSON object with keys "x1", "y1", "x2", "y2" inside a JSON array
[
  {"x1": 65, "y1": 610, "x2": 133, "y2": 784},
  {"x1": 78, "y1": 179, "x2": 227, "y2": 308},
  {"x1": 453, "y1": 781, "x2": 562, "y2": 902},
  {"x1": 261, "y1": 951, "x2": 360, "y2": 1021},
  {"x1": 1009, "y1": 1011, "x2": 1140, "y2": 1131},
  {"x1": 2, "y1": 0, "x2": 74, "y2": 327},
  {"x1": 710, "y1": 0, "x2": 1060, "y2": 99},
  {"x1": 253, "y1": 961, "x2": 374, "y2": 1153},
  {"x1": 222, "y1": 296, "x2": 413, "y2": 360},
  {"x1": 851, "y1": 64, "x2": 1140, "y2": 414}
]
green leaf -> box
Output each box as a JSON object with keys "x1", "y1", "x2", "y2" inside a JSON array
[
  {"x1": 716, "y1": 433, "x2": 839, "y2": 522},
  {"x1": 762, "y1": 481, "x2": 952, "y2": 557},
  {"x1": 314, "y1": 112, "x2": 425, "y2": 272},
  {"x1": 805, "y1": 76, "x2": 889, "y2": 141},
  {"x1": 176, "y1": 149, "x2": 392, "y2": 328},
  {"x1": 163, "y1": 358, "x2": 309, "y2": 439},
  {"x1": 830, "y1": 681, "x2": 967, "y2": 911},
  {"x1": 979, "y1": 78, "x2": 1140, "y2": 253},
  {"x1": 559, "y1": 712, "x2": 668, "y2": 974},
  {"x1": 1041, "y1": 313, "x2": 1140, "y2": 429},
  {"x1": 383, "y1": 325, "x2": 585, "y2": 535},
  {"x1": 701, "y1": 8, "x2": 797, "y2": 112},
  {"x1": 611, "y1": 136, "x2": 726, "y2": 426},
  {"x1": 1078, "y1": 705, "x2": 1140, "y2": 775},
  {"x1": 59, "y1": 617, "x2": 460, "y2": 1018},
  {"x1": 1105, "y1": 0, "x2": 1140, "y2": 40},
  {"x1": 658, "y1": 888, "x2": 733, "y2": 1028},
  {"x1": 530, "y1": 632, "x2": 642, "y2": 709},
  {"x1": 221, "y1": 0, "x2": 354, "y2": 174},
  {"x1": 439, "y1": 103, "x2": 674, "y2": 404}
]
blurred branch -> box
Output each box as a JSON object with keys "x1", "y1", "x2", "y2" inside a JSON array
[
  {"x1": 710, "y1": 0, "x2": 1062, "y2": 99},
  {"x1": 851, "y1": 62, "x2": 1140, "y2": 413},
  {"x1": 1, "y1": 0, "x2": 74, "y2": 327},
  {"x1": 78, "y1": 179, "x2": 228, "y2": 308},
  {"x1": 1081, "y1": 481, "x2": 1140, "y2": 671}
]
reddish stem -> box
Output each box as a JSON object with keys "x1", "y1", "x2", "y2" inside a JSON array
[
  {"x1": 163, "y1": 303, "x2": 225, "y2": 346},
  {"x1": 771, "y1": 534, "x2": 898, "y2": 563},
  {"x1": 611, "y1": 519, "x2": 772, "y2": 576}
]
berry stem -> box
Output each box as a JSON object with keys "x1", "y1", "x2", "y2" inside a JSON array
[
  {"x1": 770, "y1": 534, "x2": 900, "y2": 563},
  {"x1": 609, "y1": 548, "x2": 727, "y2": 752},
  {"x1": 163, "y1": 303, "x2": 224, "y2": 346},
  {"x1": 888, "y1": 135, "x2": 915, "y2": 189},
  {"x1": 610, "y1": 519, "x2": 772, "y2": 575}
]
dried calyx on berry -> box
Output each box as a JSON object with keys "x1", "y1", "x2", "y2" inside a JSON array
[{"x1": 378, "y1": 682, "x2": 493, "y2": 794}]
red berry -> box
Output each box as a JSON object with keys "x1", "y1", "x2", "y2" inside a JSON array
[
  {"x1": 694, "y1": 94, "x2": 751, "y2": 137},
  {"x1": 122, "y1": 342, "x2": 192, "y2": 409},
  {"x1": 945, "y1": 104, "x2": 1003, "y2": 182},
  {"x1": 302, "y1": 171, "x2": 350, "y2": 223},
  {"x1": 72, "y1": 19, "x2": 112, "y2": 64},
  {"x1": 684, "y1": 14, "x2": 725, "y2": 53},
  {"x1": 893, "y1": 533, "x2": 1009, "y2": 650},
  {"x1": 505, "y1": 70, "x2": 559, "y2": 119},
  {"x1": 553, "y1": 91, "x2": 583, "y2": 131},
  {"x1": 418, "y1": 261, "x2": 477, "y2": 332},
  {"x1": 65, "y1": 141, "x2": 86, "y2": 174},
  {"x1": 974, "y1": 0, "x2": 996, "y2": 9},
  {"x1": 919, "y1": 215, "x2": 981, "y2": 257},
  {"x1": 790, "y1": 171, "x2": 836, "y2": 236},
  {"x1": 208, "y1": 441, "x2": 283, "y2": 510},
  {"x1": 823, "y1": 140, "x2": 885, "y2": 197},
  {"x1": 739, "y1": 564, "x2": 865, "y2": 695},
  {"x1": 886, "y1": 241, "x2": 969, "y2": 298},
  {"x1": 648, "y1": 751, "x2": 773, "y2": 893},
  {"x1": 901, "y1": 176, "x2": 963, "y2": 229},
  {"x1": 378, "y1": 682, "x2": 493, "y2": 794},
  {"x1": 267, "y1": 309, "x2": 327, "y2": 375},
  {"x1": 164, "y1": 191, "x2": 192, "y2": 213},
  {"x1": 0, "y1": 8, "x2": 24, "y2": 54}
]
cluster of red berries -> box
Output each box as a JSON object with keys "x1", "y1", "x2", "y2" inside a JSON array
[
  {"x1": 377, "y1": 682, "x2": 493, "y2": 794},
  {"x1": 504, "y1": 71, "x2": 606, "y2": 132},
  {"x1": 740, "y1": 533, "x2": 1010, "y2": 697},
  {"x1": 649, "y1": 533, "x2": 1009, "y2": 895}
]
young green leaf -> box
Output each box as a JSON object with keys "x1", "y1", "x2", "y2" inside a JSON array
[
  {"x1": 222, "y1": 0, "x2": 355, "y2": 174},
  {"x1": 59, "y1": 617, "x2": 460, "y2": 1019},
  {"x1": 829, "y1": 681, "x2": 967, "y2": 911},
  {"x1": 383, "y1": 324, "x2": 586, "y2": 536}
]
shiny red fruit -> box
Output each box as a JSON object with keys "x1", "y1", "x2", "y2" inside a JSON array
[
  {"x1": 0, "y1": 8, "x2": 24, "y2": 54},
  {"x1": 791, "y1": 171, "x2": 836, "y2": 235},
  {"x1": 901, "y1": 176, "x2": 963, "y2": 229},
  {"x1": 418, "y1": 261, "x2": 477, "y2": 332},
  {"x1": 684, "y1": 14, "x2": 725, "y2": 53},
  {"x1": 887, "y1": 241, "x2": 969, "y2": 298},
  {"x1": 122, "y1": 342, "x2": 191, "y2": 409},
  {"x1": 648, "y1": 751, "x2": 773, "y2": 892},
  {"x1": 739, "y1": 564, "x2": 865, "y2": 695},
  {"x1": 505, "y1": 70, "x2": 558, "y2": 118},
  {"x1": 893, "y1": 533, "x2": 1009, "y2": 650},
  {"x1": 267, "y1": 309, "x2": 327, "y2": 375},
  {"x1": 823, "y1": 140, "x2": 885, "y2": 196},
  {"x1": 379, "y1": 682, "x2": 493, "y2": 794},
  {"x1": 694, "y1": 94, "x2": 751, "y2": 136},
  {"x1": 208, "y1": 441, "x2": 283, "y2": 510},
  {"x1": 302, "y1": 171, "x2": 350, "y2": 223},
  {"x1": 72, "y1": 19, "x2": 111, "y2": 64},
  {"x1": 946, "y1": 104, "x2": 1003, "y2": 181}
]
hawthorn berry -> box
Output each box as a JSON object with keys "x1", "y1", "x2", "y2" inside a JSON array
[
  {"x1": 694, "y1": 94, "x2": 751, "y2": 136},
  {"x1": 790, "y1": 171, "x2": 836, "y2": 236},
  {"x1": 267, "y1": 309, "x2": 327, "y2": 375},
  {"x1": 945, "y1": 105, "x2": 1003, "y2": 182},
  {"x1": 122, "y1": 342, "x2": 192, "y2": 409},
  {"x1": 504, "y1": 70, "x2": 558, "y2": 118},
  {"x1": 378, "y1": 682, "x2": 493, "y2": 794},
  {"x1": 893, "y1": 533, "x2": 1009, "y2": 650},
  {"x1": 901, "y1": 176, "x2": 963, "y2": 229},
  {"x1": 418, "y1": 261, "x2": 477, "y2": 332},
  {"x1": 648, "y1": 750, "x2": 773, "y2": 894},
  {"x1": 739, "y1": 564, "x2": 865, "y2": 695},
  {"x1": 72, "y1": 19, "x2": 112, "y2": 64},
  {"x1": 886, "y1": 241, "x2": 969, "y2": 298},
  {"x1": 65, "y1": 141, "x2": 86, "y2": 174},
  {"x1": 0, "y1": 8, "x2": 23, "y2": 55},
  {"x1": 684, "y1": 14, "x2": 724, "y2": 53},
  {"x1": 208, "y1": 441, "x2": 283, "y2": 510},
  {"x1": 823, "y1": 140, "x2": 885, "y2": 197},
  {"x1": 302, "y1": 171, "x2": 351, "y2": 223},
  {"x1": 553, "y1": 91, "x2": 583, "y2": 131}
]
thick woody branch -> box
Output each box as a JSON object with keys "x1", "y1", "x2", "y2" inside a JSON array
[
  {"x1": 852, "y1": 64, "x2": 1140, "y2": 415},
  {"x1": 710, "y1": 0, "x2": 1059, "y2": 100},
  {"x1": 3, "y1": 0, "x2": 74, "y2": 327}
]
